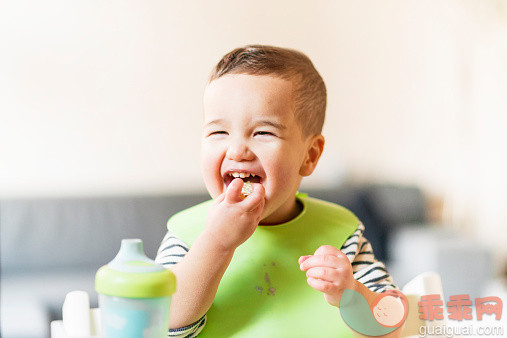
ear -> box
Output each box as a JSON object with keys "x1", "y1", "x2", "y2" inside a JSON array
[{"x1": 299, "y1": 134, "x2": 325, "y2": 177}]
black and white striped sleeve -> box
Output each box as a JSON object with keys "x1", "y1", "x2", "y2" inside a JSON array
[
  {"x1": 340, "y1": 223, "x2": 397, "y2": 293},
  {"x1": 155, "y1": 230, "x2": 207, "y2": 337},
  {"x1": 156, "y1": 231, "x2": 191, "y2": 267}
]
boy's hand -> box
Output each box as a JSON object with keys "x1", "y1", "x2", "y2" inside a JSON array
[
  {"x1": 299, "y1": 245, "x2": 355, "y2": 307},
  {"x1": 204, "y1": 178, "x2": 265, "y2": 251}
]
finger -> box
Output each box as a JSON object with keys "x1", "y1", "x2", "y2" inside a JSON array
[
  {"x1": 250, "y1": 197, "x2": 265, "y2": 216},
  {"x1": 306, "y1": 267, "x2": 343, "y2": 283},
  {"x1": 224, "y1": 178, "x2": 244, "y2": 203},
  {"x1": 314, "y1": 244, "x2": 342, "y2": 257},
  {"x1": 243, "y1": 183, "x2": 265, "y2": 211},
  {"x1": 313, "y1": 245, "x2": 350, "y2": 265},
  {"x1": 247, "y1": 197, "x2": 265, "y2": 223},
  {"x1": 251, "y1": 202, "x2": 265, "y2": 224},
  {"x1": 299, "y1": 254, "x2": 342, "y2": 271},
  {"x1": 298, "y1": 255, "x2": 312, "y2": 265},
  {"x1": 306, "y1": 277, "x2": 339, "y2": 294},
  {"x1": 214, "y1": 191, "x2": 226, "y2": 204},
  {"x1": 307, "y1": 278, "x2": 343, "y2": 307},
  {"x1": 249, "y1": 195, "x2": 264, "y2": 210}
]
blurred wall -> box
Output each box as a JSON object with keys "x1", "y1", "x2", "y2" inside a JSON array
[{"x1": 1, "y1": 1, "x2": 506, "y2": 264}]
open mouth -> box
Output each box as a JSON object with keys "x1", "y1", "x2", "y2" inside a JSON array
[{"x1": 223, "y1": 171, "x2": 263, "y2": 188}]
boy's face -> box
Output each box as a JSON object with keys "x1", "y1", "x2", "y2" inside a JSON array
[{"x1": 202, "y1": 74, "x2": 311, "y2": 224}]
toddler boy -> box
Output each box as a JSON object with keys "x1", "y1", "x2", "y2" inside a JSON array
[{"x1": 156, "y1": 45, "x2": 398, "y2": 337}]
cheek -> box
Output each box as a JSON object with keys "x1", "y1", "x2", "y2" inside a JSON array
[
  {"x1": 262, "y1": 163, "x2": 300, "y2": 200},
  {"x1": 201, "y1": 145, "x2": 225, "y2": 196},
  {"x1": 267, "y1": 152, "x2": 302, "y2": 181}
]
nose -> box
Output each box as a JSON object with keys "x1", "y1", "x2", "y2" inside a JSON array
[{"x1": 225, "y1": 138, "x2": 255, "y2": 162}]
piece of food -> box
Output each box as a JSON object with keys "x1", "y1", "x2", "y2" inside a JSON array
[{"x1": 241, "y1": 181, "x2": 253, "y2": 198}]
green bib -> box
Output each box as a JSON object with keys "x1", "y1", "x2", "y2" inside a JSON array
[{"x1": 169, "y1": 193, "x2": 358, "y2": 337}]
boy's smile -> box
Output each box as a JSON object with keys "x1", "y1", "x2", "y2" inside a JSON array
[{"x1": 201, "y1": 74, "x2": 313, "y2": 224}]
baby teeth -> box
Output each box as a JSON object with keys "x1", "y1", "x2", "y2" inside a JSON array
[{"x1": 229, "y1": 172, "x2": 255, "y2": 178}]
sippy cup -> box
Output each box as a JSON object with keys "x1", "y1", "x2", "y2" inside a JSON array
[{"x1": 95, "y1": 239, "x2": 176, "y2": 338}]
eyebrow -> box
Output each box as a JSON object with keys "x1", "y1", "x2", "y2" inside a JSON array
[
  {"x1": 204, "y1": 119, "x2": 227, "y2": 128},
  {"x1": 255, "y1": 120, "x2": 287, "y2": 130},
  {"x1": 204, "y1": 118, "x2": 286, "y2": 130}
]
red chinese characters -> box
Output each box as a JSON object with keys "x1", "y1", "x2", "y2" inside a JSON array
[
  {"x1": 447, "y1": 294, "x2": 473, "y2": 320},
  {"x1": 418, "y1": 294, "x2": 503, "y2": 321},
  {"x1": 476, "y1": 297, "x2": 503, "y2": 320},
  {"x1": 419, "y1": 294, "x2": 444, "y2": 320}
]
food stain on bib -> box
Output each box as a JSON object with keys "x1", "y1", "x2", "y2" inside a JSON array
[{"x1": 255, "y1": 262, "x2": 278, "y2": 296}]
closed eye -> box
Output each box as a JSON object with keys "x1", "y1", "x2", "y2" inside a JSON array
[
  {"x1": 209, "y1": 131, "x2": 228, "y2": 136},
  {"x1": 254, "y1": 131, "x2": 275, "y2": 136}
]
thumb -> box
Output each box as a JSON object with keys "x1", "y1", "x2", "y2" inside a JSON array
[{"x1": 224, "y1": 178, "x2": 244, "y2": 203}]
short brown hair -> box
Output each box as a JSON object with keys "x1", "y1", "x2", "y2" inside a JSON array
[{"x1": 209, "y1": 45, "x2": 326, "y2": 137}]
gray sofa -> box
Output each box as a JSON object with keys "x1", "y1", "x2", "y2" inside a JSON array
[{"x1": 0, "y1": 185, "x2": 494, "y2": 338}]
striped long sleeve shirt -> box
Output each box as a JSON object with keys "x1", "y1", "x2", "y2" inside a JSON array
[{"x1": 155, "y1": 222, "x2": 396, "y2": 337}]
